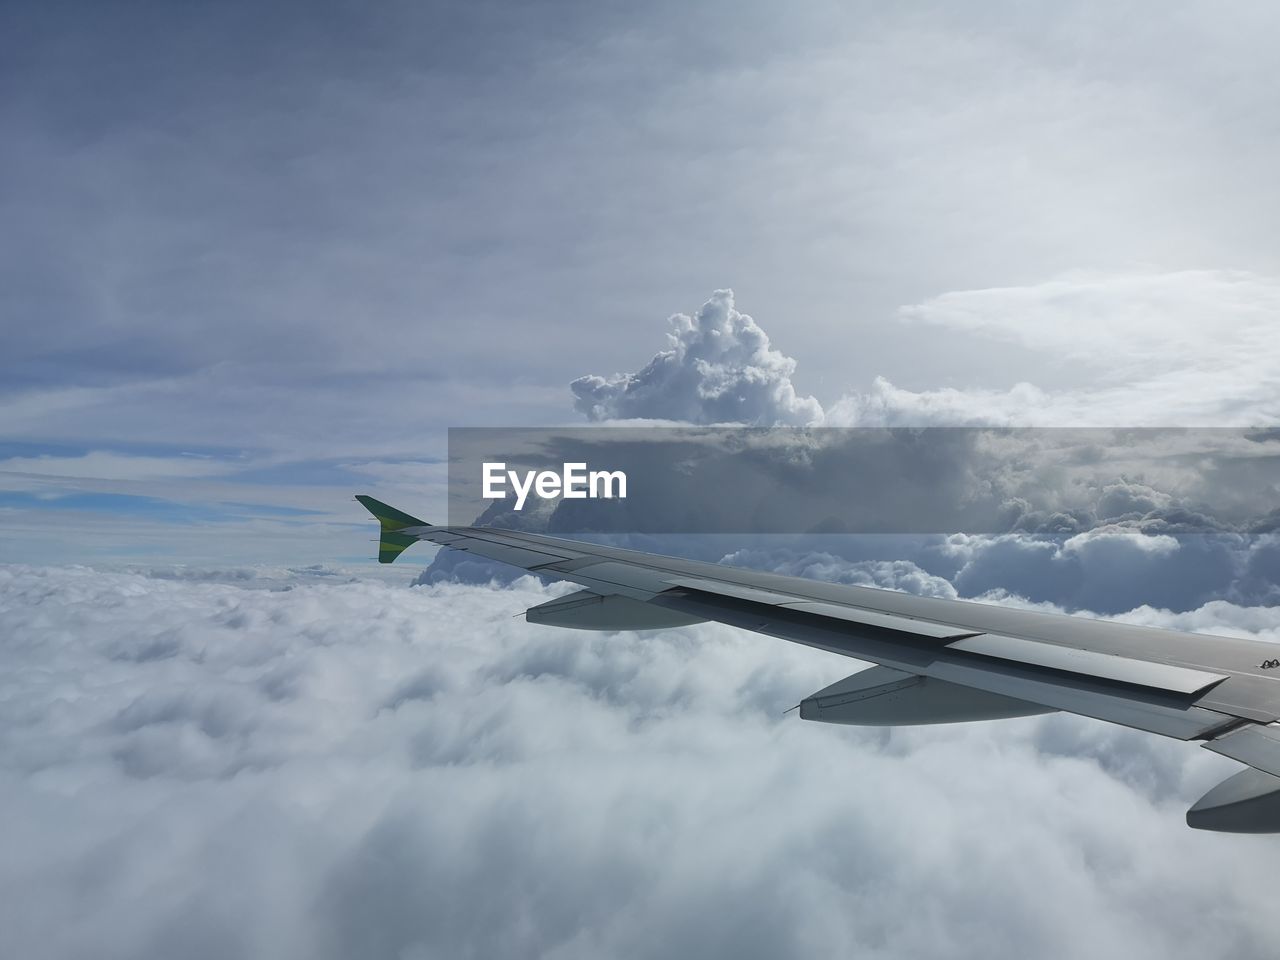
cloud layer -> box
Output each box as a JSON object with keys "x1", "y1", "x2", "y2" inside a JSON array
[{"x1": 4, "y1": 564, "x2": 1280, "y2": 960}]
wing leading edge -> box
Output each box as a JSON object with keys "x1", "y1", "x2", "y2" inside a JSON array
[{"x1": 356, "y1": 496, "x2": 1280, "y2": 832}]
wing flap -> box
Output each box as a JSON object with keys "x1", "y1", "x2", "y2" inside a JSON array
[
  {"x1": 948, "y1": 633, "x2": 1228, "y2": 695},
  {"x1": 927, "y1": 659, "x2": 1229, "y2": 739},
  {"x1": 782, "y1": 601, "x2": 979, "y2": 640},
  {"x1": 654, "y1": 586, "x2": 1233, "y2": 739},
  {"x1": 667, "y1": 575, "x2": 1228, "y2": 699},
  {"x1": 1204, "y1": 723, "x2": 1280, "y2": 778},
  {"x1": 665, "y1": 577, "x2": 981, "y2": 640},
  {"x1": 663, "y1": 577, "x2": 798, "y2": 606}
]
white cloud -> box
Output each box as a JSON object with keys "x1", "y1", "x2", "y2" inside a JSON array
[
  {"x1": 3, "y1": 564, "x2": 1280, "y2": 959},
  {"x1": 829, "y1": 271, "x2": 1280, "y2": 427},
  {"x1": 897, "y1": 270, "x2": 1280, "y2": 378},
  {"x1": 571, "y1": 290, "x2": 823, "y2": 426},
  {"x1": 825, "y1": 376, "x2": 1054, "y2": 427}
]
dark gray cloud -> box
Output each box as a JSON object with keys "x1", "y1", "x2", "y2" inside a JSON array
[
  {"x1": 706, "y1": 531, "x2": 1278, "y2": 616},
  {"x1": 944, "y1": 531, "x2": 1258, "y2": 615}
]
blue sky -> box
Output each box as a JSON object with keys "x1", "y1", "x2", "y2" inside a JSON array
[{"x1": 3, "y1": 0, "x2": 1280, "y2": 562}]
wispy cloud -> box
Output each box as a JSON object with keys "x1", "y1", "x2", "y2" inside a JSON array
[{"x1": 0, "y1": 451, "x2": 238, "y2": 481}]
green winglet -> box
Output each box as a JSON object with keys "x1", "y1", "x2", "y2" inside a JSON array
[{"x1": 355, "y1": 495, "x2": 431, "y2": 564}]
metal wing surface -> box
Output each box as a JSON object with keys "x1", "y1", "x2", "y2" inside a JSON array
[{"x1": 357, "y1": 496, "x2": 1280, "y2": 832}]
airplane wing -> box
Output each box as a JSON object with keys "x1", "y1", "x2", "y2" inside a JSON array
[{"x1": 356, "y1": 495, "x2": 1280, "y2": 833}]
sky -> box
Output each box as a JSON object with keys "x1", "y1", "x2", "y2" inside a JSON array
[
  {"x1": 3, "y1": 0, "x2": 1280, "y2": 562},
  {"x1": 3, "y1": 2, "x2": 1280, "y2": 958}
]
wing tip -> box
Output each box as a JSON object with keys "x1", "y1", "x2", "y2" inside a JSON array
[
  {"x1": 355, "y1": 495, "x2": 430, "y2": 564},
  {"x1": 354, "y1": 495, "x2": 430, "y2": 530}
]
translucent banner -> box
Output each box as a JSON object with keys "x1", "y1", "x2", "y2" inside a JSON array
[{"x1": 447, "y1": 427, "x2": 1280, "y2": 535}]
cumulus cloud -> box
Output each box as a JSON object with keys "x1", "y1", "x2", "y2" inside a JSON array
[
  {"x1": 4, "y1": 564, "x2": 1280, "y2": 960},
  {"x1": 569, "y1": 272, "x2": 1280, "y2": 433},
  {"x1": 570, "y1": 290, "x2": 823, "y2": 426},
  {"x1": 937, "y1": 530, "x2": 1277, "y2": 615}
]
